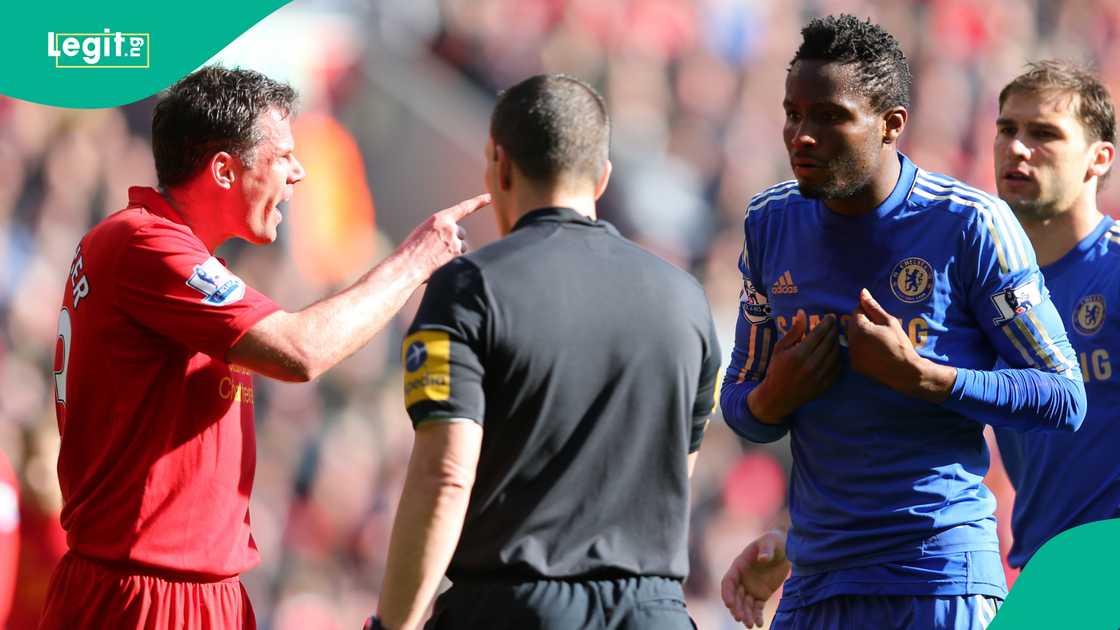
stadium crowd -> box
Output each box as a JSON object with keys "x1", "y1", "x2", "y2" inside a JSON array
[{"x1": 2, "y1": 0, "x2": 1120, "y2": 627}]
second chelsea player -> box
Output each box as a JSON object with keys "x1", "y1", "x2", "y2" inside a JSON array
[
  {"x1": 993, "y1": 61, "x2": 1120, "y2": 571},
  {"x1": 719, "y1": 15, "x2": 1086, "y2": 630}
]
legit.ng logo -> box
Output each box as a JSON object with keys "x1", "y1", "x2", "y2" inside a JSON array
[{"x1": 47, "y1": 29, "x2": 150, "y2": 69}]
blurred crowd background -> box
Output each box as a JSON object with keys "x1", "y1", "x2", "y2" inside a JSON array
[{"x1": 3, "y1": 0, "x2": 1120, "y2": 627}]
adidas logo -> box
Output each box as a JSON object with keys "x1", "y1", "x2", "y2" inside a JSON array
[{"x1": 771, "y1": 270, "x2": 799, "y2": 295}]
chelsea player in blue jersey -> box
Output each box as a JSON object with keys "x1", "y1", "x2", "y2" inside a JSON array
[
  {"x1": 718, "y1": 16, "x2": 1087, "y2": 630},
  {"x1": 992, "y1": 61, "x2": 1119, "y2": 570}
]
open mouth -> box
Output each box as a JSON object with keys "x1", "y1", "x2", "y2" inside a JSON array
[{"x1": 1003, "y1": 171, "x2": 1032, "y2": 182}]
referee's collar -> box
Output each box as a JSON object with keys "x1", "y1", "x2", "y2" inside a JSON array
[{"x1": 512, "y1": 206, "x2": 598, "y2": 231}]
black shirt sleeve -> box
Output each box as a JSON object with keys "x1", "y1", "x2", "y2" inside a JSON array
[
  {"x1": 690, "y1": 310, "x2": 722, "y2": 452},
  {"x1": 401, "y1": 258, "x2": 488, "y2": 427}
]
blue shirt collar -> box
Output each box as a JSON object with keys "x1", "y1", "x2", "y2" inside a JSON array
[{"x1": 1041, "y1": 215, "x2": 1115, "y2": 276}]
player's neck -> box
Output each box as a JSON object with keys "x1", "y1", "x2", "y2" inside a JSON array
[
  {"x1": 823, "y1": 149, "x2": 902, "y2": 217},
  {"x1": 1018, "y1": 198, "x2": 1104, "y2": 267},
  {"x1": 161, "y1": 186, "x2": 229, "y2": 253}
]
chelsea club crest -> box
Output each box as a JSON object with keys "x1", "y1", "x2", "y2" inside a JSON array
[
  {"x1": 890, "y1": 257, "x2": 933, "y2": 303},
  {"x1": 1073, "y1": 294, "x2": 1106, "y2": 336}
]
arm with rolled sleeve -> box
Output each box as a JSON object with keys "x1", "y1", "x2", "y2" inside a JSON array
[
  {"x1": 943, "y1": 206, "x2": 1086, "y2": 432},
  {"x1": 378, "y1": 259, "x2": 489, "y2": 630}
]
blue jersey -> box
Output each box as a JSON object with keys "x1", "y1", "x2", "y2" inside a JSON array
[
  {"x1": 995, "y1": 216, "x2": 1120, "y2": 568},
  {"x1": 721, "y1": 154, "x2": 1085, "y2": 609}
]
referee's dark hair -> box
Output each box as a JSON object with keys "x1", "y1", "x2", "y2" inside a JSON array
[
  {"x1": 791, "y1": 14, "x2": 912, "y2": 113},
  {"x1": 490, "y1": 74, "x2": 610, "y2": 188},
  {"x1": 152, "y1": 66, "x2": 298, "y2": 188}
]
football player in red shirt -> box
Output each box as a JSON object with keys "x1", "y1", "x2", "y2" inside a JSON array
[
  {"x1": 39, "y1": 67, "x2": 488, "y2": 630},
  {"x1": 0, "y1": 449, "x2": 17, "y2": 628}
]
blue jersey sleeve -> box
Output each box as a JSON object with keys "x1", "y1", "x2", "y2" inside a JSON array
[
  {"x1": 720, "y1": 208, "x2": 789, "y2": 443},
  {"x1": 943, "y1": 202, "x2": 1086, "y2": 431}
]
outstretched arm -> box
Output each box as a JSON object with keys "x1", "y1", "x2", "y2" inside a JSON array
[{"x1": 228, "y1": 194, "x2": 489, "y2": 381}]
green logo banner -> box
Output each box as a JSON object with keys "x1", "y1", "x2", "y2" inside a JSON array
[
  {"x1": 2, "y1": 0, "x2": 291, "y2": 108},
  {"x1": 990, "y1": 518, "x2": 1120, "y2": 629}
]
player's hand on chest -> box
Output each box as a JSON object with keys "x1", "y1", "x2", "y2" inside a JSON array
[{"x1": 763, "y1": 253, "x2": 940, "y2": 351}]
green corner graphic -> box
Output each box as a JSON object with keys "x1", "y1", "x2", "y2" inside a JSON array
[
  {"x1": 2, "y1": 1, "x2": 291, "y2": 108},
  {"x1": 990, "y1": 518, "x2": 1120, "y2": 629}
]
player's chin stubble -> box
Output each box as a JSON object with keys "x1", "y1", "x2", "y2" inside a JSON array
[
  {"x1": 1007, "y1": 197, "x2": 1064, "y2": 222},
  {"x1": 798, "y1": 154, "x2": 874, "y2": 201}
]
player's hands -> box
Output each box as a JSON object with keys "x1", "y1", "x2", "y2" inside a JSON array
[
  {"x1": 848, "y1": 289, "x2": 954, "y2": 401},
  {"x1": 399, "y1": 193, "x2": 491, "y2": 280},
  {"x1": 748, "y1": 311, "x2": 841, "y2": 422},
  {"x1": 721, "y1": 529, "x2": 790, "y2": 628}
]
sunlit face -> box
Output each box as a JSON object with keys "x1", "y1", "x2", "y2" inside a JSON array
[
  {"x1": 995, "y1": 90, "x2": 1100, "y2": 221},
  {"x1": 235, "y1": 108, "x2": 305, "y2": 243},
  {"x1": 782, "y1": 60, "x2": 886, "y2": 200}
]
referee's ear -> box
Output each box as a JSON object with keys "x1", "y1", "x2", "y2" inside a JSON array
[
  {"x1": 495, "y1": 144, "x2": 514, "y2": 191},
  {"x1": 594, "y1": 159, "x2": 613, "y2": 201}
]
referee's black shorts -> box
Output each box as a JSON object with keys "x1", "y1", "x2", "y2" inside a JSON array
[{"x1": 424, "y1": 575, "x2": 696, "y2": 630}]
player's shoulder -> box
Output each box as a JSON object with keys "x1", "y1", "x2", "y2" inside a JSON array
[
  {"x1": 1095, "y1": 217, "x2": 1120, "y2": 264},
  {"x1": 91, "y1": 204, "x2": 198, "y2": 246},
  {"x1": 745, "y1": 179, "x2": 805, "y2": 222},
  {"x1": 79, "y1": 206, "x2": 210, "y2": 285},
  {"x1": 912, "y1": 169, "x2": 1038, "y2": 272},
  {"x1": 909, "y1": 168, "x2": 1012, "y2": 226},
  {"x1": 1099, "y1": 216, "x2": 1120, "y2": 249}
]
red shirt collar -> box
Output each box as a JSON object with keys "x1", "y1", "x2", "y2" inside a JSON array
[
  {"x1": 127, "y1": 186, "x2": 187, "y2": 226},
  {"x1": 126, "y1": 187, "x2": 223, "y2": 258}
]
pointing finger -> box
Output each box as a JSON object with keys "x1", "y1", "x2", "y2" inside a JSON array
[{"x1": 441, "y1": 193, "x2": 492, "y2": 221}]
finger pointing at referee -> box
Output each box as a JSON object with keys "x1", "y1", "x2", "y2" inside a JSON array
[{"x1": 399, "y1": 193, "x2": 490, "y2": 276}]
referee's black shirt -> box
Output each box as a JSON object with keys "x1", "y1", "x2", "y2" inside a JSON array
[{"x1": 401, "y1": 206, "x2": 721, "y2": 582}]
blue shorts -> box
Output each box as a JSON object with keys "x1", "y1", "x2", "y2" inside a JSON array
[{"x1": 772, "y1": 594, "x2": 1001, "y2": 630}]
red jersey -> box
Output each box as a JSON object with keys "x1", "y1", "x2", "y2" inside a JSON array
[
  {"x1": 0, "y1": 450, "x2": 17, "y2": 626},
  {"x1": 52, "y1": 187, "x2": 279, "y2": 578}
]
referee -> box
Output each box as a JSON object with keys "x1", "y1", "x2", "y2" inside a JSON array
[{"x1": 366, "y1": 74, "x2": 721, "y2": 630}]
